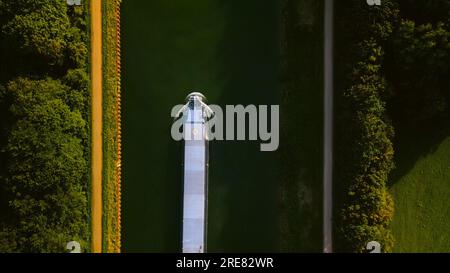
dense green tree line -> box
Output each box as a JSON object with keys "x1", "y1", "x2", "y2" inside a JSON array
[
  {"x1": 0, "y1": 0, "x2": 89, "y2": 252},
  {"x1": 335, "y1": 0, "x2": 398, "y2": 252},
  {"x1": 387, "y1": 17, "x2": 450, "y2": 125},
  {"x1": 335, "y1": 0, "x2": 450, "y2": 252}
]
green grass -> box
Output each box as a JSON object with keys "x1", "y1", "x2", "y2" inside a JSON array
[
  {"x1": 390, "y1": 126, "x2": 450, "y2": 252},
  {"x1": 101, "y1": 0, "x2": 121, "y2": 253}
]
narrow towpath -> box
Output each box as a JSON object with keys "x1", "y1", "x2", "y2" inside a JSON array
[
  {"x1": 91, "y1": 0, "x2": 103, "y2": 253},
  {"x1": 323, "y1": 0, "x2": 334, "y2": 253}
]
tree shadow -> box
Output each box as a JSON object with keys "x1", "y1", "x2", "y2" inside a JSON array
[{"x1": 387, "y1": 116, "x2": 450, "y2": 187}]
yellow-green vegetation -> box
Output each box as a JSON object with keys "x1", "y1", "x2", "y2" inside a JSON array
[
  {"x1": 102, "y1": 0, "x2": 122, "y2": 253},
  {"x1": 386, "y1": 1, "x2": 450, "y2": 252},
  {"x1": 390, "y1": 129, "x2": 450, "y2": 252},
  {"x1": 334, "y1": 0, "x2": 398, "y2": 252}
]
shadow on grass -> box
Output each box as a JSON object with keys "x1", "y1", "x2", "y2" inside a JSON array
[{"x1": 387, "y1": 117, "x2": 450, "y2": 187}]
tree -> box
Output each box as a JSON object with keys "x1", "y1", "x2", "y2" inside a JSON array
[
  {"x1": 1, "y1": 1, "x2": 70, "y2": 65},
  {"x1": 387, "y1": 20, "x2": 450, "y2": 123},
  {"x1": 0, "y1": 78, "x2": 88, "y2": 252},
  {"x1": 335, "y1": 1, "x2": 397, "y2": 252},
  {"x1": 0, "y1": 0, "x2": 88, "y2": 76}
]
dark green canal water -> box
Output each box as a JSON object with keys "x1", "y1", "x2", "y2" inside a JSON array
[{"x1": 122, "y1": 0, "x2": 281, "y2": 252}]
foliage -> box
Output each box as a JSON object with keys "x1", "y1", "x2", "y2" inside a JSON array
[
  {"x1": 0, "y1": 78, "x2": 88, "y2": 252},
  {"x1": 335, "y1": 0, "x2": 398, "y2": 253},
  {"x1": 387, "y1": 19, "x2": 450, "y2": 123},
  {"x1": 0, "y1": 1, "x2": 90, "y2": 252},
  {"x1": 0, "y1": 0, "x2": 87, "y2": 76},
  {"x1": 1, "y1": 1, "x2": 70, "y2": 65},
  {"x1": 336, "y1": 0, "x2": 450, "y2": 252},
  {"x1": 102, "y1": 0, "x2": 122, "y2": 253},
  {"x1": 340, "y1": 46, "x2": 395, "y2": 253}
]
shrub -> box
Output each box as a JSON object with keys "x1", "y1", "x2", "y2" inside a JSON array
[
  {"x1": 335, "y1": 1, "x2": 397, "y2": 252},
  {"x1": 339, "y1": 54, "x2": 395, "y2": 252}
]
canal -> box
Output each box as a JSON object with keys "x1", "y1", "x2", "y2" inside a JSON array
[{"x1": 122, "y1": 0, "x2": 281, "y2": 252}]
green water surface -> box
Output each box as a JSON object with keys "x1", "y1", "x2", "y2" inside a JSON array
[{"x1": 122, "y1": 0, "x2": 281, "y2": 252}]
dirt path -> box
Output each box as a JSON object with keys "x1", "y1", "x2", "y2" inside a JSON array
[
  {"x1": 323, "y1": 0, "x2": 334, "y2": 253},
  {"x1": 91, "y1": 0, "x2": 103, "y2": 253}
]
